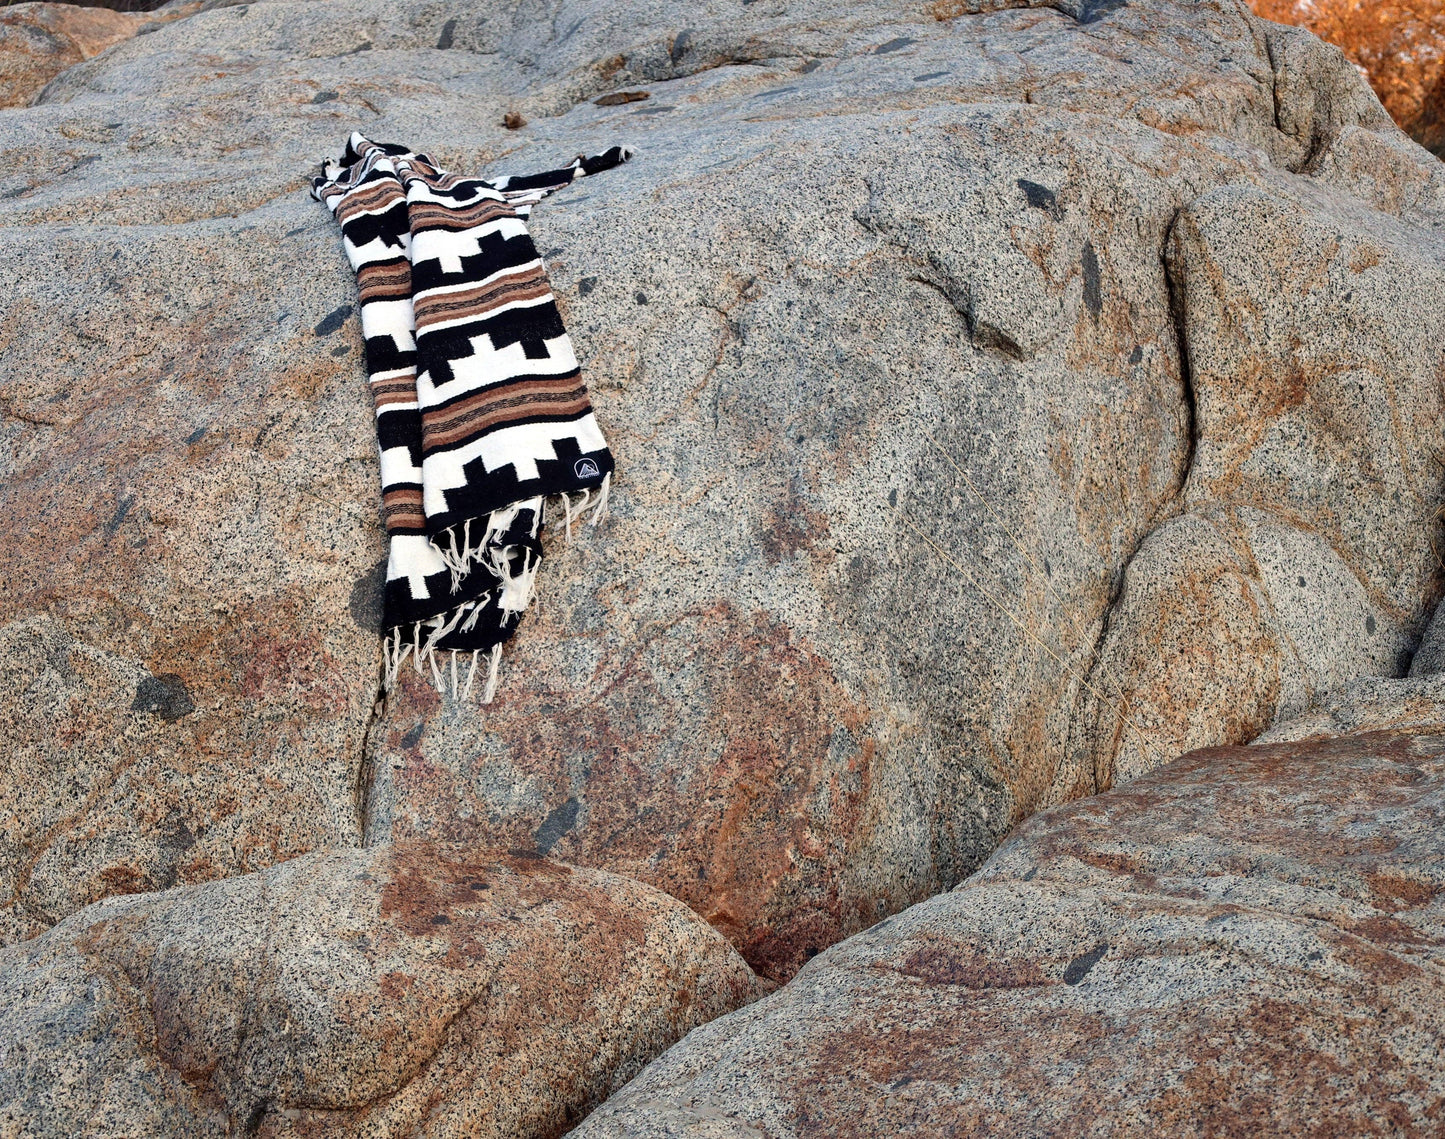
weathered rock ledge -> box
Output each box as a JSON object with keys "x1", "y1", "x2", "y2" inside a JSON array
[{"x1": 577, "y1": 722, "x2": 1445, "y2": 1136}]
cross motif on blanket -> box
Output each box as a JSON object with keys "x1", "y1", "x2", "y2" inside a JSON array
[{"x1": 312, "y1": 132, "x2": 630, "y2": 702}]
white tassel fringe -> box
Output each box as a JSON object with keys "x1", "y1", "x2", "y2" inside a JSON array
[{"x1": 381, "y1": 477, "x2": 610, "y2": 703}]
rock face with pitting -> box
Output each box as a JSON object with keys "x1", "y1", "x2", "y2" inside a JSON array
[
  {"x1": 575, "y1": 726, "x2": 1445, "y2": 1137},
  {"x1": 358, "y1": 0, "x2": 1445, "y2": 982},
  {"x1": 0, "y1": 216, "x2": 385, "y2": 943},
  {"x1": 0, "y1": 841, "x2": 764, "y2": 1138},
  {"x1": 1069, "y1": 176, "x2": 1445, "y2": 789},
  {"x1": 1248, "y1": 0, "x2": 1445, "y2": 155},
  {"x1": 2, "y1": 0, "x2": 1444, "y2": 986}
]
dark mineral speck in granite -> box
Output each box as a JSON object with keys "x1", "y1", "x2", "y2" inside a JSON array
[
  {"x1": 104, "y1": 493, "x2": 134, "y2": 536},
  {"x1": 1078, "y1": 0, "x2": 1128, "y2": 23},
  {"x1": 132, "y1": 674, "x2": 195, "y2": 723},
  {"x1": 535, "y1": 797, "x2": 581, "y2": 855},
  {"x1": 314, "y1": 304, "x2": 353, "y2": 336},
  {"x1": 1017, "y1": 178, "x2": 1059, "y2": 214},
  {"x1": 1063, "y1": 943, "x2": 1108, "y2": 985},
  {"x1": 348, "y1": 558, "x2": 388, "y2": 634},
  {"x1": 1082, "y1": 241, "x2": 1103, "y2": 317}
]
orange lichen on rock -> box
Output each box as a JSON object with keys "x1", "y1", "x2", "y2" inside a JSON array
[{"x1": 1248, "y1": 0, "x2": 1445, "y2": 154}]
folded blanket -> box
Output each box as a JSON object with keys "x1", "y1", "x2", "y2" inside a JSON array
[{"x1": 312, "y1": 133, "x2": 631, "y2": 701}]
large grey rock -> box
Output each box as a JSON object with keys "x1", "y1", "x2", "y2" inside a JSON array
[
  {"x1": 0, "y1": 841, "x2": 764, "y2": 1138},
  {"x1": 574, "y1": 726, "x2": 1445, "y2": 1137},
  {"x1": 3, "y1": 0, "x2": 1444, "y2": 987}
]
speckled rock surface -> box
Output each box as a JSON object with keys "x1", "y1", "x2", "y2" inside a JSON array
[
  {"x1": 1255, "y1": 670, "x2": 1445, "y2": 743},
  {"x1": 575, "y1": 728, "x2": 1445, "y2": 1137},
  {"x1": 1411, "y1": 602, "x2": 1445, "y2": 677},
  {"x1": 1069, "y1": 176, "x2": 1445, "y2": 788},
  {"x1": 0, "y1": 3, "x2": 144, "y2": 109},
  {"x1": 4, "y1": 0, "x2": 1445, "y2": 980},
  {"x1": 0, "y1": 218, "x2": 383, "y2": 944},
  {"x1": 1248, "y1": 0, "x2": 1445, "y2": 155},
  {"x1": 353, "y1": 0, "x2": 1445, "y2": 982},
  {"x1": 0, "y1": 840, "x2": 764, "y2": 1138}
]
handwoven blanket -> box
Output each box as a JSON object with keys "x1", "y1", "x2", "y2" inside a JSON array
[{"x1": 312, "y1": 133, "x2": 630, "y2": 701}]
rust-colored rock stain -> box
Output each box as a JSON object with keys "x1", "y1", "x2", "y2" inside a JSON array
[
  {"x1": 578, "y1": 730, "x2": 1445, "y2": 1136},
  {"x1": 387, "y1": 604, "x2": 875, "y2": 984}
]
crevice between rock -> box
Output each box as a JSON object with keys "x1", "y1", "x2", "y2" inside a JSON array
[
  {"x1": 354, "y1": 677, "x2": 386, "y2": 846},
  {"x1": 1161, "y1": 206, "x2": 1199, "y2": 495},
  {"x1": 1065, "y1": 203, "x2": 1200, "y2": 792},
  {"x1": 906, "y1": 272, "x2": 1028, "y2": 362}
]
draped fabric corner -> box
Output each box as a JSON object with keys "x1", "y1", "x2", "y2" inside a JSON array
[{"x1": 312, "y1": 133, "x2": 629, "y2": 702}]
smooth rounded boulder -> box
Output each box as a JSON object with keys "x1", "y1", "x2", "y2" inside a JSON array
[{"x1": 0, "y1": 841, "x2": 765, "y2": 1138}]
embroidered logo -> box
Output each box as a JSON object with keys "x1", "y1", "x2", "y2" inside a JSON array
[{"x1": 574, "y1": 458, "x2": 601, "y2": 479}]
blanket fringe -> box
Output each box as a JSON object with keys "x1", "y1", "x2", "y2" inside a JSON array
[
  {"x1": 437, "y1": 510, "x2": 519, "y2": 590},
  {"x1": 382, "y1": 596, "x2": 497, "y2": 697},
  {"x1": 482, "y1": 643, "x2": 503, "y2": 705},
  {"x1": 493, "y1": 546, "x2": 541, "y2": 624},
  {"x1": 383, "y1": 474, "x2": 611, "y2": 702},
  {"x1": 549, "y1": 472, "x2": 611, "y2": 544}
]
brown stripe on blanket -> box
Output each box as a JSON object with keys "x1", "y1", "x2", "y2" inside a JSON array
[
  {"x1": 421, "y1": 378, "x2": 591, "y2": 450},
  {"x1": 335, "y1": 181, "x2": 406, "y2": 222},
  {"x1": 407, "y1": 197, "x2": 516, "y2": 233},
  {"x1": 413, "y1": 265, "x2": 552, "y2": 331},
  {"x1": 357, "y1": 261, "x2": 413, "y2": 302},
  {"x1": 382, "y1": 487, "x2": 427, "y2": 531},
  {"x1": 370, "y1": 379, "x2": 419, "y2": 409}
]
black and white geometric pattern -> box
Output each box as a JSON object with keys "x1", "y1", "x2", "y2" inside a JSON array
[{"x1": 312, "y1": 133, "x2": 630, "y2": 700}]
